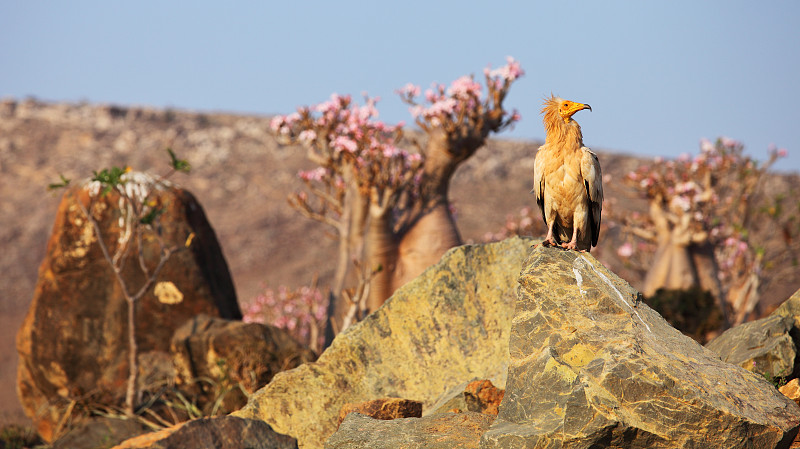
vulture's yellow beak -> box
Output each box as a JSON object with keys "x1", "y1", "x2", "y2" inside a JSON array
[{"x1": 560, "y1": 101, "x2": 592, "y2": 122}]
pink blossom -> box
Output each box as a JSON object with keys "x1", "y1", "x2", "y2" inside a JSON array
[
  {"x1": 397, "y1": 83, "x2": 421, "y2": 98},
  {"x1": 383, "y1": 145, "x2": 400, "y2": 158},
  {"x1": 670, "y1": 195, "x2": 691, "y2": 212},
  {"x1": 298, "y1": 167, "x2": 327, "y2": 182},
  {"x1": 269, "y1": 116, "x2": 284, "y2": 132},
  {"x1": 424, "y1": 98, "x2": 457, "y2": 117},
  {"x1": 486, "y1": 56, "x2": 525, "y2": 82},
  {"x1": 332, "y1": 136, "x2": 358, "y2": 153},
  {"x1": 315, "y1": 93, "x2": 350, "y2": 114},
  {"x1": 298, "y1": 129, "x2": 316, "y2": 144},
  {"x1": 406, "y1": 153, "x2": 422, "y2": 164},
  {"x1": 700, "y1": 138, "x2": 715, "y2": 154},
  {"x1": 424, "y1": 89, "x2": 438, "y2": 103},
  {"x1": 720, "y1": 136, "x2": 739, "y2": 148},
  {"x1": 617, "y1": 242, "x2": 634, "y2": 258},
  {"x1": 447, "y1": 75, "x2": 482, "y2": 100}
]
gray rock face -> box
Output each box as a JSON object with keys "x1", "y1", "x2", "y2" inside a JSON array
[
  {"x1": 325, "y1": 412, "x2": 493, "y2": 449},
  {"x1": 234, "y1": 237, "x2": 536, "y2": 449},
  {"x1": 481, "y1": 246, "x2": 800, "y2": 448},
  {"x1": 51, "y1": 417, "x2": 149, "y2": 449},
  {"x1": 112, "y1": 416, "x2": 298, "y2": 449},
  {"x1": 706, "y1": 314, "x2": 796, "y2": 379}
]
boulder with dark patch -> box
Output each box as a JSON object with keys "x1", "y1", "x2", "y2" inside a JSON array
[{"x1": 16, "y1": 174, "x2": 240, "y2": 441}]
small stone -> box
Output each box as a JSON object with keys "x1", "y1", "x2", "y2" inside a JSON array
[
  {"x1": 337, "y1": 398, "x2": 422, "y2": 428},
  {"x1": 463, "y1": 379, "x2": 504, "y2": 416}
]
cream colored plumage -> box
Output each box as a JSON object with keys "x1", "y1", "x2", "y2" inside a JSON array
[{"x1": 533, "y1": 95, "x2": 603, "y2": 251}]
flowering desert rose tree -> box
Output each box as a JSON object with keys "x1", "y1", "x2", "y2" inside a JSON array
[
  {"x1": 618, "y1": 138, "x2": 793, "y2": 325},
  {"x1": 270, "y1": 57, "x2": 523, "y2": 337}
]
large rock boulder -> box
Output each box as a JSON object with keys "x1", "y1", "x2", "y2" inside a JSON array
[
  {"x1": 112, "y1": 416, "x2": 298, "y2": 449},
  {"x1": 706, "y1": 314, "x2": 796, "y2": 380},
  {"x1": 17, "y1": 173, "x2": 240, "y2": 441},
  {"x1": 171, "y1": 314, "x2": 316, "y2": 414},
  {"x1": 773, "y1": 288, "x2": 800, "y2": 328},
  {"x1": 234, "y1": 237, "x2": 536, "y2": 449},
  {"x1": 481, "y1": 246, "x2": 800, "y2": 448}
]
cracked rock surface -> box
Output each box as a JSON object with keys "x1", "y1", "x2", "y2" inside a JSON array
[{"x1": 482, "y1": 245, "x2": 800, "y2": 448}]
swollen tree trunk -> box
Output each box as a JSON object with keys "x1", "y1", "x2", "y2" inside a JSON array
[
  {"x1": 393, "y1": 204, "x2": 461, "y2": 290},
  {"x1": 365, "y1": 211, "x2": 397, "y2": 312},
  {"x1": 392, "y1": 128, "x2": 465, "y2": 291},
  {"x1": 641, "y1": 199, "x2": 729, "y2": 327},
  {"x1": 642, "y1": 241, "x2": 696, "y2": 297}
]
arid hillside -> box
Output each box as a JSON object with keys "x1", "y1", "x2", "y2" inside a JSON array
[{"x1": 2, "y1": 98, "x2": 799, "y2": 423}]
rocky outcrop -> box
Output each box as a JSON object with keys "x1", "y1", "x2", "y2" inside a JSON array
[
  {"x1": 16, "y1": 176, "x2": 240, "y2": 441},
  {"x1": 234, "y1": 237, "x2": 535, "y2": 449},
  {"x1": 171, "y1": 315, "x2": 316, "y2": 414},
  {"x1": 706, "y1": 314, "x2": 796, "y2": 379},
  {"x1": 704, "y1": 287, "x2": 800, "y2": 382},
  {"x1": 112, "y1": 416, "x2": 298, "y2": 449},
  {"x1": 774, "y1": 289, "x2": 800, "y2": 328},
  {"x1": 337, "y1": 399, "x2": 422, "y2": 428},
  {"x1": 481, "y1": 246, "x2": 800, "y2": 448},
  {"x1": 326, "y1": 412, "x2": 494, "y2": 449},
  {"x1": 324, "y1": 244, "x2": 800, "y2": 448}
]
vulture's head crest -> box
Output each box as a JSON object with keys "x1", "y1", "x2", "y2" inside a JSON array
[{"x1": 542, "y1": 95, "x2": 592, "y2": 126}]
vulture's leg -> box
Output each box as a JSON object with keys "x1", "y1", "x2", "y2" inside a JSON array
[
  {"x1": 543, "y1": 220, "x2": 558, "y2": 247},
  {"x1": 562, "y1": 224, "x2": 579, "y2": 251}
]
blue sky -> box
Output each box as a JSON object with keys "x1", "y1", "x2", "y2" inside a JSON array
[{"x1": 2, "y1": 1, "x2": 799, "y2": 171}]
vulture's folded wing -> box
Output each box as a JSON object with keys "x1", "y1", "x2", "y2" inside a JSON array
[
  {"x1": 580, "y1": 147, "x2": 603, "y2": 247},
  {"x1": 533, "y1": 146, "x2": 548, "y2": 227}
]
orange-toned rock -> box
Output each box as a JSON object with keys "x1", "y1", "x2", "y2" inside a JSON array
[
  {"x1": 337, "y1": 398, "x2": 423, "y2": 428},
  {"x1": 464, "y1": 380, "x2": 504, "y2": 416},
  {"x1": 16, "y1": 174, "x2": 240, "y2": 442},
  {"x1": 782, "y1": 379, "x2": 800, "y2": 407}
]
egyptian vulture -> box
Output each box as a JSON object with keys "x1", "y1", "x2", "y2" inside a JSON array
[{"x1": 533, "y1": 95, "x2": 603, "y2": 251}]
